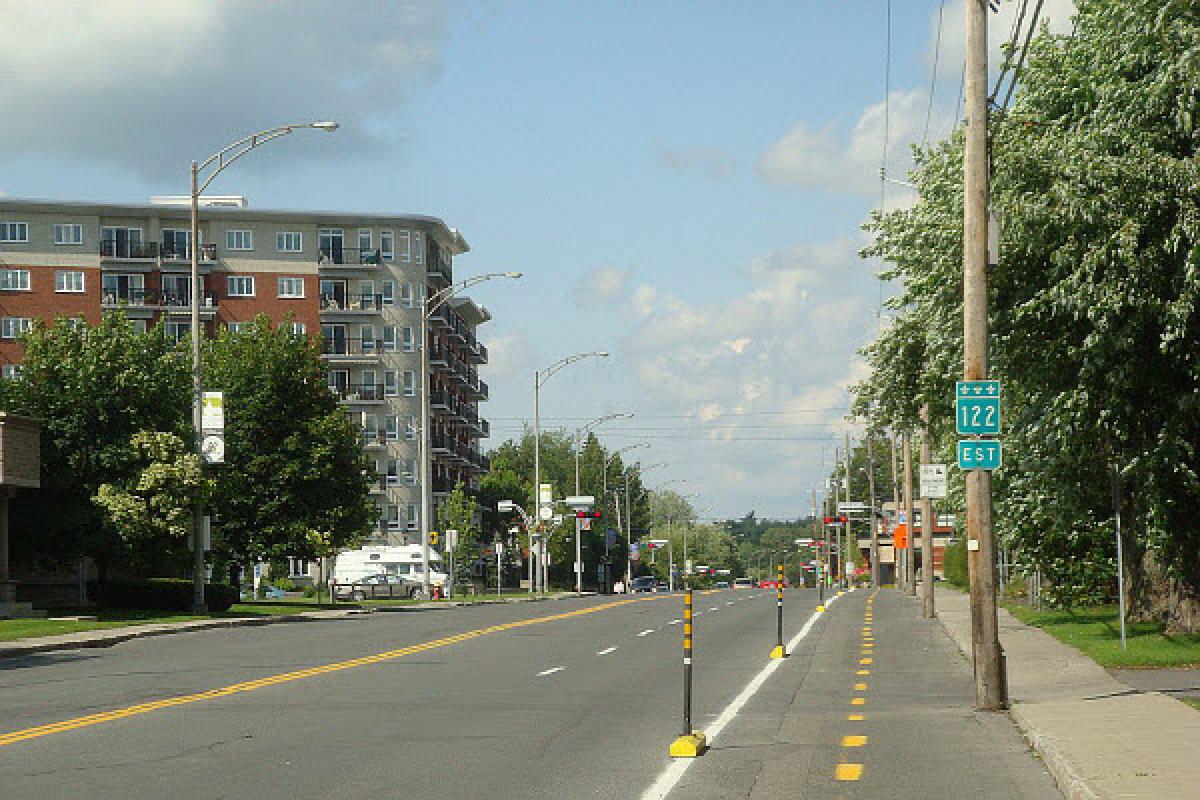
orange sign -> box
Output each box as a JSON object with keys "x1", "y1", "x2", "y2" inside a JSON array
[{"x1": 894, "y1": 524, "x2": 910, "y2": 549}]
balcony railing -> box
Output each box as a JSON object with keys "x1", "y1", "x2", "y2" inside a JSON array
[
  {"x1": 318, "y1": 247, "x2": 384, "y2": 266},
  {"x1": 431, "y1": 433, "x2": 453, "y2": 453},
  {"x1": 322, "y1": 337, "x2": 384, "y2": 357},
  {"x1": 360, "y1": 429, "x2": 388, "y2": 447},
  {"x1": 426, "y1": 259, "x2": 452, "y2": 284},
  {"x1": 479, "y1": 419, "x2": 490, "y2": 438},
  {"x1": 320, "y1": 293, "x2": 383, "y2": 312},
  {"x1": 429, "y1": 389, "x2": 450, "y2": 409},
  {"x1": 330, "y1": 383, "x2": 385, "y2": 402},
  {"x1": 101, "y1": 287, "x2": 218, "y2": 309},
  {"x1": 160, "y1": 243, "x2": 217, "y2": 262},
  {"x1": 100, "y1": 240, "x2": 159, "y2": 260}
]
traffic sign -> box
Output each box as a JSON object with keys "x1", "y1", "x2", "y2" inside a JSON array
[
  {"x1": 956, "y1": 381, "x2": 1001, "y2": 435},
  {"x1": 957, "y1": 440, "x2": 1002, "y2": 470},
  {"x1": 919, "y1": 464, "x2": 948, "y2": 498},
  {"x1": 837, "y1": 502, "x2": 868, "y2": 513}
]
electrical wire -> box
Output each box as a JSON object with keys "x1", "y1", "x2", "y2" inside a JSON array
[
  {"x1": 1000, "y1": 0, "x2": 1045, "y2": 111},
  {"x1": 922, "y1": 0, "x2": 946, "y2": 147}
]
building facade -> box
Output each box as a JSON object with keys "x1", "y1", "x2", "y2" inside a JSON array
[{"x1": 0, "y1": 197, "x2": 491, "y2": 546}]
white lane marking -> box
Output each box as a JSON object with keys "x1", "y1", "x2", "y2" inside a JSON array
[
  {"x1": 639, "y1": 592, "x2": 842, "y2": 800},
  {"x1": 637, "y1": 629, "x2": 655, "y2": 637},
  {"x1": 709, "y1": 607, "x2": 718, "y2": 611},
  {"x1": 668, "y1": 619, "x2": 682, "y2": 625},
  {"x1": 597, "y1": 646, "x2": 618, "y2": 656},
  {"x1": 537, "y1": 666, "x2": 565, "y2": 677},
  {"x1": 727, "y1": 601, "x2": 734, "y2": 606}
]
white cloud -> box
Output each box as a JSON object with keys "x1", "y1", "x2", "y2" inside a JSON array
[
  {"x1": 0, "y1": 0, "x2": 446, "y2": 179},
  {"x1": 481, "y1": 331, "x2": 534, "y2": 384},
  {"x1": 655, "y1": 146, "x2": 737, "y2": 179},
  {"x1": 573, "y1": 266, "x2": 632, "y2": 306}
]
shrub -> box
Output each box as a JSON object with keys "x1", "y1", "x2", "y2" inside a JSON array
[
  {"x1": 943, "y1": 537, "x2": 968, "y2": 588},
  {"x1": 92, "y1": 578, "x2": 238, "y2": 613}
]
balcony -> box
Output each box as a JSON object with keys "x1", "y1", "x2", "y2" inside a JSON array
[
  {"x1": 479, "y1": 419, "x2": 490, "y2": 438},
  {"x1": 426, "y1": 258, "x2": 452, "y2": 285},
  {"x1": 465, "y1": 377, "x2": 489, "y2": 401},
  {"x1": 428, "y1": 338, "x2": 448, "y2": 367},
  {"x1": 320, "y1": 293, "x2": 383, "y2": 313},
  {"x1": 464, "y1": 337, "x2": 488, "y2": 365},
  {"x1": 429, "y1": 389, "x2": 450, "y2": 410},
  {"x1": 431, "y1": 433, "x2": 453, "y2": 454},
  {"x1": 160, "y1": 243, "x2": 217, "y2": 263},
  {"x1": 318, "y1": 247, "x2": 383, "y2": 267},
  {"x1": 330, "y1": 383, "x2": 386, "y2": 403},
  {"x1": 429, "y1": 304, "x2": 453, "y2": 330},
  {"x1": 101, "y1": 287, "x2": 218, "y2": 310},
  {"x1": 100, "y1": 240, "x2": 159, "y2": 261},
  {"x1": 360, "y1": 429, "x2": 388, "y2": 448},
  {"x1": 321, "y1": 337, "x2": 384, "y2": 358}
]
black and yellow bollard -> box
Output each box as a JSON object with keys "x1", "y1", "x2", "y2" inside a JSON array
[
  {"x1": 769, "y1": 563, "x2": 787, "y2": 659},
  {"x1": 670, "y1": 588, "x2": 708, "y2": 757}
]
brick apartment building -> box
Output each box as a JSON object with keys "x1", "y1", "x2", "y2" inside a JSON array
[{"x1": 0, "y1": 196, "x2": 492, "y2": 550}]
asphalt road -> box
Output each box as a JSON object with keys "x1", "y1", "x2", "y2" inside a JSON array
[{"x1": 0, "y1": 588, "x2": 1061, "y2": 799}]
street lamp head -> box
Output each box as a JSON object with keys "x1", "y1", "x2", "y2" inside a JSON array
[
  {"x1": 311, "y1": 121, "x2": 340, "y2": 132},
  {"x1": 597, "y1": 351, "x2": 611, "y2": 357},
  {"x1": 505, "y1": 271, "x2": 523, "y2": 279}
]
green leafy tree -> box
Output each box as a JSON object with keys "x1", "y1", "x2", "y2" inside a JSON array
[
  {"x1": 203, "y1": 316, "x2": 373, "y2": 582},
  {"x1": 0, "y1": 314, "x2": 190, "y2": 580},
  {"x1": 441, "y1": 482, "x2": 480, "y2": 590},
  {"x1": 94, "y1": 431, "x2": 211, "y2": 558}
]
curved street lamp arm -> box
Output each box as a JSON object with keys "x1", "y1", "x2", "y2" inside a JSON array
[
  {"x1": 537, "y1": 351, "x2": 609, "y2": 386},
  {"x1": 427, "y1": 272, "x2": 522, "y2": 317},
  {"x1": 577, "y1": 412, "x2": 633, "y2": 439},
  {"x1": 195, "y1": 122, "x2": 337, "y2": 194}
]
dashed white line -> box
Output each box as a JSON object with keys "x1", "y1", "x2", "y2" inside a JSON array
[
  {"x1": 668, "y1": 619, "x2": 682, "y2": 625},
  {"x1": 637, "y1": 629, "x2": 655, "y2": 637},
  {"x1": 727, "y1": 601, "x2": 735, "y2": 606},
  {"x1": 537, "y1": 666, "x2": 565, "y2": 677},
  {"x1": 597, "y1": 646, "x2": 618, "y2": 656},
  {"x1": 709, "y1": 607, "x2": 718, "y2": 611}
]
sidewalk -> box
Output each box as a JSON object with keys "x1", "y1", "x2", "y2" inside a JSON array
[
  {"x1": 937, "y1": 587, "x2": 1200, "y2": 800},
  {"x1": 0, "y1": 593, "x2": 576, "y2": 660}
]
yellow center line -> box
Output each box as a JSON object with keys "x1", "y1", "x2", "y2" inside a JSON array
[
  {"x1": 850, "y1": 697, "x2": 866, "y2": 706},
  {"x1": 842, "y1": 735, "x2": 867, "y2": 747},
  {"x1": 847, "y1": 714, "x2": 866, "y2": 721},
  {"x1": 854, "y1": 682, "x2": 868, "y2": 691},
  {"x1": 0, "y1": 594, "x2": 670, "y2": 748},
  {"x1": 857, "y1": 669, "x2": 870, "y2": 676},
  {"x1": 835, "y1": 763, "x2": 864, "y2": 781}
]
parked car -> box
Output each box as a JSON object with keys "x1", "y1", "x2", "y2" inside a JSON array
[
  {"x1": 656, "y1": 581, "x2": 669, "y2": 592},
  {"x1": 334, "y1": 573, "x2": 425, "y2": 601},
  {"x1": 714, "y1": 580, "x2": 730, "y2": 589},
  {"x1": 733, "y1": 577, "x2": 755, "y2": 589},
  {"x1": 630, "y1": 576, "x2": 658, "y2": 593},
  {"x1": 240, "y1": 585, "x2": 287, "y2": 601},
  {"x1": 758, "y1": 579, "x2": 789, "y2": 589}
]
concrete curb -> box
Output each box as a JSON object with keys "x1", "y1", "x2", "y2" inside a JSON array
[
  {"x1": 0, "y1": 593, "x2": 584, "y2": 659},
  {"x1": 1008, "y1": 703, "x2": 1102, "y2": 800}
]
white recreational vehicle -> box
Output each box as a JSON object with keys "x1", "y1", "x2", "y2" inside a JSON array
[{"x1": 332, "y1": 545, "x2": 449, "y2": 588}]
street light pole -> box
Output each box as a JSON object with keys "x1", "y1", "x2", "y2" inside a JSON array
[
  {"x1": 188, "y1": 120, "x2": 338, "y2": 614},
  {"x1": 419, "y1": 272, "x2": 522, "y2": 599},
  {"x1": 573, "y1": 413, "x2": 632, "y2": 593},
  {"x1": 533, "y1": 352, "x2": 609, "y2": 593}
]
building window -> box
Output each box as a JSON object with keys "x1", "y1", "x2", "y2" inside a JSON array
[
  {"x1": 359, "y1": 324, "x2": 375, "y2": 352},
  {"x1": 385, "y1": 458, "x2": 400, "y2": 486},
  {"x1": 54, "y1": 224, "x2": 84, "y2": 245},
  {"x1": 1, "y1": 317, "x2": 32, "y2": 339},
  {"x1": 385, "y1": 414, "x2": 399, "y2": 441},
  {"x1": 1, "y1": 364, "x2": 24, "y2": 380},
  {"x1": 382, "y1": 326, "x2": 397, "y2": 352},
  {"x1": 401, "y1": 326, "x2": 416, "y2": 352},
  {"x1": 161, "y1": 228, "x2": 192, "y2": 260},
  {"x1": 413, "y1": 231, "x2": 424, "y2": 264},
  {"x1": 0, "y1": 269, "x2": 31, "y2": 291},
  {"x1": 0, "y1": 222, "x2": 29, "y2": 243},
  {"x1": 55, "y1": 271, "x2": 85, "y2": 293},
  {"x1": 284, "y1": 321, "x2": 306, "y2": 335},
  {"x1": 277, "y1": 277, "x2": 305, "y2": 298},
  {"x1": 165, "y1": 321, "x2": 190, "y2": 342},
  {"x1": 380, "y1": 230, "x2": 394, "y2": 261},
  {"x1": 128, "y1": 319, "x2": 148, "y2": 333},
  {"x1": 288, "y1": 558, "x2": 310, "y2": 578},
  {"x1": 381, "y1": 280, "x2": 395, "y2": 306},
  {"x1": 402, "y1": 370, "x2": 416, "y2": 397},
  {"x1": 276, "y1": 231, "x2": 303, "y2": 253},
  {"x1": 404, "y1": 459, "x2": 418, "y2": 485},
  {"x1": 100, "y1": 226, "x2": 143, "y2": 258},
  {"x1": 386, "y1": 504, "x2": 401, "y2": 532},
  {"x1": 405, "y1": 415, "x2": 418, "y2": 441},
  {"x1": 363, "y1": 413, "x2": 379, "y2": 441},
  {"x1": 400, "y1": 282, "x2": 415, "y2": 308},
  {"x1": 384, "y1": 371, "x2": 398, "y2": 397},
  {"x1": 227, "y1": 276, "x2": 255, "y2": 297},
  {"x1": 407, "y1": 504, "x2": 419, "y2": 530},
  {"x1": 226, "y1": 230, "x2": 253, "y2": 251},
  {"x1": 358, "y1": 230, "x2": 372, "y2": 253},
  {"x1": 227, "y1": 321, "x2": 250, "y2": 334}
]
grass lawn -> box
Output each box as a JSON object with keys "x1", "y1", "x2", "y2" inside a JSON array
[
  {"x1": 1182, "y1": 698, "x2": 1200, "y2": 712},
  {"x1": 1004, "y1": 603, "x2": 1200, "y2": 668}
]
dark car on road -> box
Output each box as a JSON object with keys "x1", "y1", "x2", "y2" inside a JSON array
[
  {"x1": 630, "y1": 576, "x2": 658, "y2": 593},
  {"x1": 334, "y1": 574, "x2": 425, "y2": 601}
]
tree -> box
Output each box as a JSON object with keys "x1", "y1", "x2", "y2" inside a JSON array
[
  {"x1": 0, "y1": 313, "x2": 191, "y2": 580},
  {"x1": 203, "y1": 316, "x2": 373, "y2": 582},
  {"x1": 94, "y1": 431, "x2": 210, "y2": 563},
  {"x1": 441, "y1": 482, "x2": 480, "y2": 591}
]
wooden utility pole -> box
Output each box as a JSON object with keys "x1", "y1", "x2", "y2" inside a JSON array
[
  {"x1": 903, "y1": 432, "x2": 916, "y2": 596},
  {"x1": 890, "y1": 430, "x2": 901, "y2": 590},
  {"x1": 867, "y1": 433, "x2": 879, "y2": 588},
  {"x1": 964, "y1": 0, "x2": 1007, "y2": 709},
  {"x1": 844, "y1": 433, "x2": 853, "y2": 587},
  {"x1": 920, "y1": 404, "x2": 935, "y2": 618}
]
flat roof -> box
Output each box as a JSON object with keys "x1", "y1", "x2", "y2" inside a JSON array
[{"x1": 0, "y1": 196, "x2": 469, "y2": 254}]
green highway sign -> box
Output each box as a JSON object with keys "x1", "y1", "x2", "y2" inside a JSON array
[
  {"x1": 956, "y1": 380, "x2": 1001, "y2": 435},
  {"x1": 957, "y1": 440, "x2": 1002, "y2": 470}
]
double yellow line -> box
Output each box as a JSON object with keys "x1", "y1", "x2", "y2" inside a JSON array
[{"x1": 0, "y1": 594, "x2": 665, "y2": 748}]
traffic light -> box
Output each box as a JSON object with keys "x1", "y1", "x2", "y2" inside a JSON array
[
  {"x1": 574, "y1": 511, "x2": 602, "y2": 519},
  {"x1": 645, "y1": 541, "x2": 657, "y2": 550}
]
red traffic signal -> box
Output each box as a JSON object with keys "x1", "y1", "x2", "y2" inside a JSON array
[
  {"x1": 575, "y1": 511, "x2": 602, "y2": 519},
  {"x1": 645, "y1": 541, "x2": 657, "y2": 550}
]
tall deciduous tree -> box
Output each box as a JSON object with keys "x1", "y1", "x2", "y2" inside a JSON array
[{"x1": 203, "y1": 316, "x2": 373, "y2": 580}]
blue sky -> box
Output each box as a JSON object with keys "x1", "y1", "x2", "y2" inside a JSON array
[{"x1": 0, "y1": 1, "x2": 1075, "y2": 519}]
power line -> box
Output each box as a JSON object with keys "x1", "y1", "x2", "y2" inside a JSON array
[
  {"x1": 922, "y1": 0, "x2": 946, "y2": 147},
  {"x1": 1000, "y1": 0, "x2": 1045, "y2": 111}
]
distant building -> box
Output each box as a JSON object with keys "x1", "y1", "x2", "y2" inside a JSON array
[{"x1": 0, "y1": 197, "x2": 492, "y2": 553}]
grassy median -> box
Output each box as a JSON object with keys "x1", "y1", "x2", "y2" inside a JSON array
[{"x1": 1004, "y1": 604, "x2": 1200, "y2": 668}]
